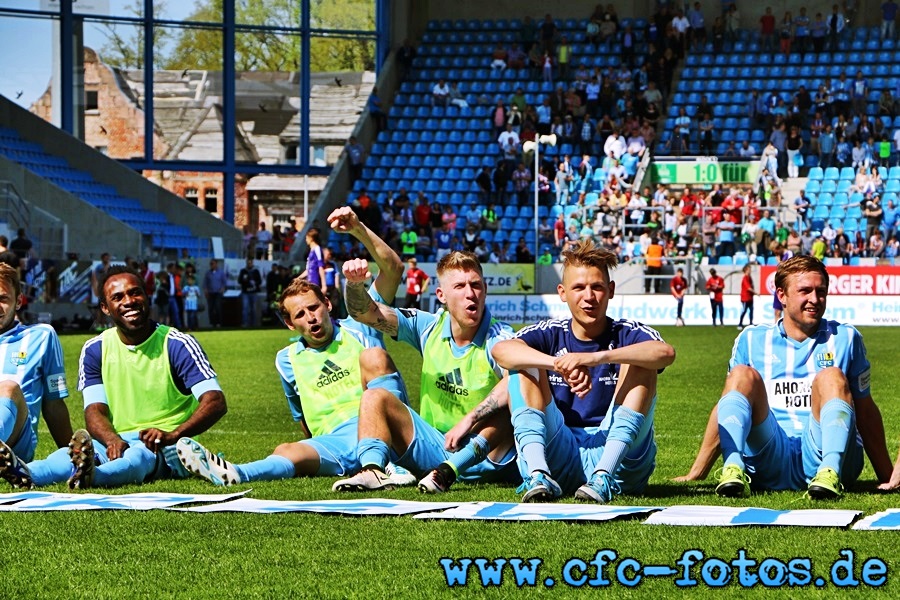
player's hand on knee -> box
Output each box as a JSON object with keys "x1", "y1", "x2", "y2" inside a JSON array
[
  {"x1": 107, "y1": 438, "x2": 130, "y2": 460},
  {"x1": 138, "y1": 427, "x2": 177, "y2": 451},
  {"x1": 342, "y1": 258, "x2": 372, "y2": 283},
  {"x1": 444, "y1": 418, "x2": 474, "y2": 451}
]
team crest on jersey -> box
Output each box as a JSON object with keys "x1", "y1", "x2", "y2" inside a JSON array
[
  {"x1": 815, "y1": 352, "x2": 835, "y2": 368},
  {"x1": 9, "y1": 351, "x2": 26, "y2": 366}
]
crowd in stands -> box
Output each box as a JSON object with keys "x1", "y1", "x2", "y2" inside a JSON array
[{"x1": 335, "y1": 3, "x2": 900, "y2": 268}]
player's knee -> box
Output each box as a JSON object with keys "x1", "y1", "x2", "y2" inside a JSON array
[
  {"x1": 359, "y1": 347, "x2": 397, "y2": 378},
  {"x1": 726, "y1": 365, "x2": 764, "y2": 389},
  {"x1": 812, "y1": 367, "x2": 851, "y2": 398},
  {"x1": 0, "y1": 380, "x2": 23, "y2": 400},
  {"x1": 360, "y1": 386, "x2": 397, "y2": 413}
]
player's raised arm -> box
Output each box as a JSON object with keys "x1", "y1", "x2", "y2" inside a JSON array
[
  {"x1": 342, "y1": 258, "x2": 399, "y2": 336},
  {"x1": 328, "y1": 206, "x2": 404, "y2": 302}
]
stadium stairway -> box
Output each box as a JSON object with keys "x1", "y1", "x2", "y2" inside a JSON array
[{"x1": 0, "y1": 94, "x2": 241, "y2": 260}]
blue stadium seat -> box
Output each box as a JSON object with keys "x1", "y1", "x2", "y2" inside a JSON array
[
  {"x1": 839, "y1": 167, "x2": 855, "y2": 181},
  {"x1": 823, "y1": 167, "x2": 840, "y2": 180},
  {"x1": 807, "y1": 166, "x2": 823, "y2": 181}
]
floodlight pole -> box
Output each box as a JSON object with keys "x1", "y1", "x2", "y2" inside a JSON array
[{"x1": 533, "y1": 138, "x2": 540, "y2": 260}]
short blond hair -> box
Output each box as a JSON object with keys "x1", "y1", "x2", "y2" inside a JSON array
[
  {"x1": 561, "y1": 238, "x2": 618, "y2": 280},
  {"x1": 436, "y1": 251, "x2": 483, "y2": 279}
]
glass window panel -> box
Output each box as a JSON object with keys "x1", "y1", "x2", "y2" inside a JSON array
[
  {"x1": 236, "y1": 0, "x2": 299, "y2": 27},
  {"x1": 311, "y1": 0, "x2": 374, "y2": 31},
  {"x1": 234, "y1": 30, "x2": 300, "y2": 164},
  {"x1": 309, "y1": 35, "x2": 374, "y2": 166},
  {"x1": 81, "y1": 19, "x2": 145, "y2": 158},
  {"x1": 154, "y1": 0, "x2": 220, "y2": 23},
  {"x1": 0, "y1": 15, "x2": 56, "y2": 113},
  {"x1": 153, "y1": 24, "x2": 223, "y2": 161},
  {"x1": 0, "y1": 1, "x2": 50, "y2": 11}
]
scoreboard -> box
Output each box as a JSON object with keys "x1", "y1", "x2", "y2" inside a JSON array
[{"x1": 650, "y1": 157, "x2": 760, "y2": 186}]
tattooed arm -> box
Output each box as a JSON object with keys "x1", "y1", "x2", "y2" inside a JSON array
[
  {"x1": 443, "y1": 377, "x2": 509, "y2": 451},
  {"x1": 342, "y1": 258, "x2": 400, "y2": 337}
]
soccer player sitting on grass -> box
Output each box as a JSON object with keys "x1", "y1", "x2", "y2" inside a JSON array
[
  {"x1": 3, "y1": 266, "x2": 227, "y2": 489},
  {"x1": 491, "y1": 239, "x2": 675, "y2": 503},
  {"x1": 333, "y1": 249, "x2": 517, "y2": 494},
  {"x1": 176, "y1": 207, "x2": 415, "y2": 487},
  {"x1": 0, "y1": 264, "x2": 74, "y2": 488},
  {"x1": 674, "y1": 255, "x2": 893, "y2": 499}
]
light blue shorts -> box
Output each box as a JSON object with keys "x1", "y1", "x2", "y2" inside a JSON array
[
  {"x1": 299, "y1": 372, "x2": 410, "y2": 477},
  {"x1": 394, "y1": 406, "x2": 518, "y2": 482},
  {"x1": 744, "y1": 411, "x2": 863, "y2": 491},
  {"x1": 517, "y1": 399, "x2": 657, "y2": 496},
  {"x1": 300, "y1": 417, "x2": 360, "y2": 477}
]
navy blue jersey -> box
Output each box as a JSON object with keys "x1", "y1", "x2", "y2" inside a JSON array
[{"x1": 515, "y1": 317, "x2": 664, "y2": 428}]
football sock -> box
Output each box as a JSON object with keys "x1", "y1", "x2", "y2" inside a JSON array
[
  {"x1": 236, "y1": 454, "x2": 296, "y2": 482},
  {"x1": 28, "y1": 447, "x2": 72, "y2": 487},
  {"x1": 93, "y1": 443, "x2": 156, "y2": 487},
  {"x1": 357, "y1": 437, "x2": 390, "y2": 471},
  {"x1": 512, "y1": 407, "x2": 550, "y2": 476},
  {"x1": 595, "y1": 406, "x2": 645, "y2": 476},
  {"x1": 445, "y1": 434, "x2": 489, "y2": 474},
  {"x1": 717, "y1": 391, "x2": 752, "y2": 470},
  {"x1": 0, "y1": 397, "x2": 17, "y2": 443},
  {"x1": 819, "y1": 398, "x2": 853, "y2": 474}
]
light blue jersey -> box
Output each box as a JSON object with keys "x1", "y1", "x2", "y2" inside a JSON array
[
  {"x1": 0, "y1": 322, "x2": 68, "y2": 453},
  {"x1": 729, "y1": 318, "x2": 870, "y2": 437}
]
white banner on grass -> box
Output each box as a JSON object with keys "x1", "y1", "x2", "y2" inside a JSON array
[
  {"x1": 852, "y1": 510, "x2": 900, "y2": 530},
  {"x1": 175, "y1": 497, "x2": 461, "y2": 515},
  {"x1": 645, "y1": 505, "x2": 861, "y2": 527},
  {"x1": 485, "y1": 295, "x2": 900, "y2": 326},
  {"x1": 414, "y1": 502, "x2": 662, "y2": 522},
  {"x1": 0, "y1": 491, "x2": 249, "y2": 511}
]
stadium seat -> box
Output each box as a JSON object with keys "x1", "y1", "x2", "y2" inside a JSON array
[{"x1": 807, "y1": 167, "x2": 823, "y2": 181}]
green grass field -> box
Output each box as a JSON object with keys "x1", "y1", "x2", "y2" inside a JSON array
[{"x1": 3, "y1": 325, "x2": 899, "y2": 598}]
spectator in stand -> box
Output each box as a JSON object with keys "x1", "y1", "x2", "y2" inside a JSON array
[
  {"x1": 490, "y1": 43, "x2": 508, "y2": 72},
  {"x1": 515, "y1": 237, "x2": 534, "y2": 263},
  {"x1": 507, "y1": 43, "x2": 526, "y2": 69},
  {"x1": 432, "y1": 79, "x2": 450, "y2": 107},
  {"x1": 490, "y1": 99, "x2": 507, "y2": 140},
  {"x1": 368, "y1": 87, "x2": 387, "y2": 133},
  {"x1": 829, "y1": 4, "x2": 846, "y2": 51},
  {"x1": 779, "y1": 11, "x2": 794, "y2": 56},
  {"x1": 760, "y1": 7, "x2": 777, "y2": 53},
  {"x1": 498, "y1": 124, "x2": 520, "y2": 169},
  {"x1": 255, "y1": 222, "x2": 272, "y2": 260},
  {"x1": 344, "y1": 136, "x2": 366, "y2": 183},
  {"x1": 447, "y1": 81, "x2": 469, "y2": 109},
  {"x1": 793, "y1": 7, "x2": 810, "y2": 57},
  {"x1": 539, "y1": 13, "x2": 558, "y2": 54},
  {"x1": 396, "y1": 39, "x2": 416, "y2": 77},
  {"x1": 475, "y1": 166, "x2": 492, "y2": 203},
  {"x1": 688, "y1": 2, "x2": 707, "y2": 51},
  {"x1": 556, "y1": 35, "x2": 572, "y2": 80},
  {"x1": 883, "y1": 0, "x2": 898, "y2": 41},
  {"x1": 512, "y1": 163, "x2": 533, "y2": 205}
]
